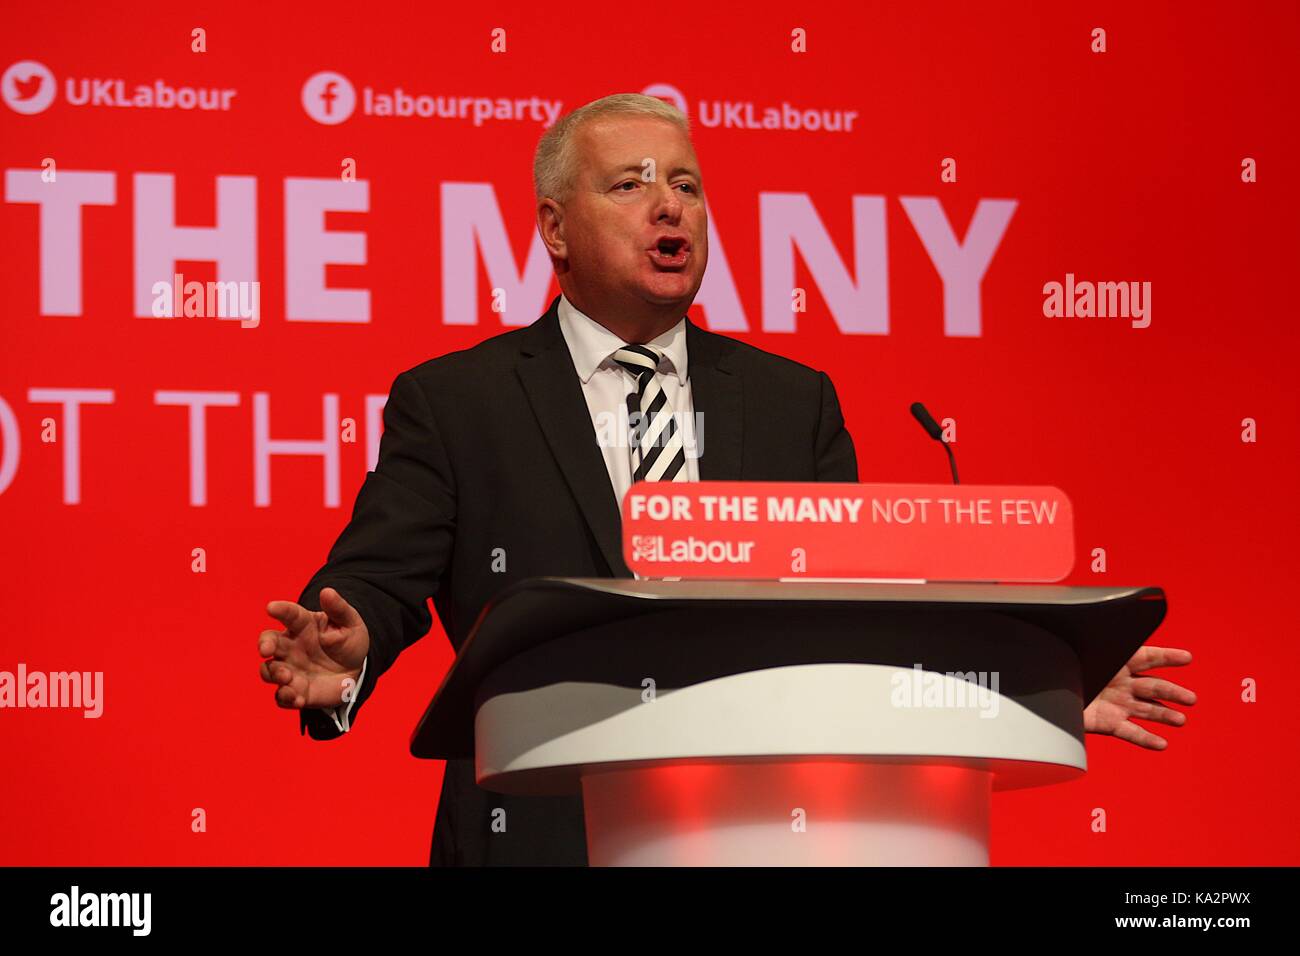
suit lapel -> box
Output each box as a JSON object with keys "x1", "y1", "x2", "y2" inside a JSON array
[
  {"x1": 516, "y1": 296, "x2": 631, "y2": 576},
  {"x1": 685, "y1": 315, "x2": 744, "y2": 480},
  {"x1": 515, "y1": 296, "x2": 745, "y2": 578}
]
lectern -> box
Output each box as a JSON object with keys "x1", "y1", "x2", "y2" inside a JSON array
[{"x1": 411, "y1": 577, "x2": 1166, "y2": 866}]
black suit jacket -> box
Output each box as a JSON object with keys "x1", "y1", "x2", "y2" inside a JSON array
[{"x1": 296, "y1": 293, "x2": 858, "y2": 865}]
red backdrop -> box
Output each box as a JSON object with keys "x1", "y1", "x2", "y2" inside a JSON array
[{"x1": 2, "y1": 0, "x2": 1296, "y2": 864}]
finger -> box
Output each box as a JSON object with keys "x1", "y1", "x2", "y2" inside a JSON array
[
  {"x1": 257, "y1": 628, "x2": 293, "y2": 660},
  {"x1": 319, "y1": 587, "x2": 364, "y2": 631},
  {"x1": 1131, "y1": 645, "x2": 1193, "y2": 672},
  {"x1": 1113, "y1": 719, "x2": 1168, "y2": 751},
  {"x1": 1131, "y1": 677, "x2": 1197, "y2": 706},
  {"x1": 274, "y1": 678, "x2": 308, "y2": 709},
  {"x1": 259, "y1": 660, "x2": 294, "y2": 687},
  {"x1": 257, "y1": 628, "x2": 297, "y2": 663},
  {"x1": 1129, "y1": 700, "x2": 1186, "y2": 727},
  {"x1": 266, "y1": 600, "x2": 313, "y2": 635}
]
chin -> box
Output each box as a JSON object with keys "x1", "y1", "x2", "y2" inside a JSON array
[{"x1": 640, "y1": 273, "x2": 700, "y2": 306}]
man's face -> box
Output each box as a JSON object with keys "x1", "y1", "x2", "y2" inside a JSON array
[{"x1": 547, "y1": 115, "x2": 708, "y2": 321}]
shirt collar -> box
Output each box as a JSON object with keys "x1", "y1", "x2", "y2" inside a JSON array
[{"x1": 557, "y1": 293, "x2": 689, "y2": 386}]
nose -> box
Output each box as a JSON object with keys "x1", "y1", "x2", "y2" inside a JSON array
[{"x1": 649, "y1": 179, "x2": 684, "y2": 223}]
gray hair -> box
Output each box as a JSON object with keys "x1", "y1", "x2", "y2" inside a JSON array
[{"x1": 533, "y1": 93, "x2": 691, "y2": 204}]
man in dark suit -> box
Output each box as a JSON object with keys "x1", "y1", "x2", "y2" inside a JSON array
[
  {"x1": 256, "y1": 93, "x2": 1192, "y2": 865},
  {"x1": 256, "y1": 91, "x2": 857, "y2": 865}
]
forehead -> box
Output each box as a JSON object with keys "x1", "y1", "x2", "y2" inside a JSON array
[{"x1": 574, "y1": 116, "x2": 698, "y2": 174}]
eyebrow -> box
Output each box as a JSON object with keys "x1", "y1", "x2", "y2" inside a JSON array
[{"x1": 607, "y1": 163, "x2": 700, "y2": 179}]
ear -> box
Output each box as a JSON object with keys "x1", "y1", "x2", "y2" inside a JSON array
[{"x1": 537, "y1": 198, "x2": 567, "y2": 261}]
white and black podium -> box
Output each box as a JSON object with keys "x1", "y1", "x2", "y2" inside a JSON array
[{"x1": 411, "y1": 578, "x2": 1166, "y2": 866}]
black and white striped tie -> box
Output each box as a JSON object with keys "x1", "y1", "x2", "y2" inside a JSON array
[{"x1": 612, "y1": 344, "x2": 689, "y2": 483}]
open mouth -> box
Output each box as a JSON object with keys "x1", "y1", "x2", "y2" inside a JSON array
[{"x1": 649, "y1": 236, "x2": 690, "y2": 268}]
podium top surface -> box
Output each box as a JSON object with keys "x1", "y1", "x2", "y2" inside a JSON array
[
  {"x1": 483, "y1": 577, "x2": 1158, "y2": 606},
  {"x1": 411, "y1": 577, "x2": 1166, "y2": 759}
]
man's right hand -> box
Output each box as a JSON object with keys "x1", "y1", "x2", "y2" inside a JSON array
[{"x1": 258, "y1": 587, "x2": 370, "y2": 711}]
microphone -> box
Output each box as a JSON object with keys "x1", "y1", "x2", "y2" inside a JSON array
[{"x1": 909, "y1": 402, "x2": 960, "y2": 484}]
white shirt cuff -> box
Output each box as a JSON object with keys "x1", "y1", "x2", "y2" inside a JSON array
[{"x1": 323, "y1": 657, "x2": 368, "y2": 734}]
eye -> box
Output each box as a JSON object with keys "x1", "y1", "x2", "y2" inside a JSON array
[
  {"x1": 616, "y1": 181, "x2": 639, "y2": 191},
  {"x1": 675, "y1": 182, "x2": 696, "y2": 194}
]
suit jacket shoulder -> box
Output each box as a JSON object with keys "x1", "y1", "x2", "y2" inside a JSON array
[
  {"x1": 398, "y1": 323, "x2": 535, "y2": 393},
  {"x1": 693, "y1": 323, "x2": 832, "y2": 381}
]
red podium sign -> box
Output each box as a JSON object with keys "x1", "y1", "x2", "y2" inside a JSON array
[{"x1": 621, "y1": 481, "x2": 1075, "y2": 582}]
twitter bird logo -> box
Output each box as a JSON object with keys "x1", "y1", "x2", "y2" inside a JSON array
[{"x1": 3, "y1": 60, "x2": 56, "y2": 114}]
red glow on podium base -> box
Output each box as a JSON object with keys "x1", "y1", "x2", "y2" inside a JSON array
[{"x1": 581, "y1": 759, "x2": 994, "y2": 866}]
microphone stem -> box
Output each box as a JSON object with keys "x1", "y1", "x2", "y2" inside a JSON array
[{"x1": 943, "y1": 441, "x2": 960, "y2": 484}]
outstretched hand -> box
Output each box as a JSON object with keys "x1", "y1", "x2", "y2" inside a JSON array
[
  {"x1": 258, "y1": 587, "x2": 370, "y2": 711},
  {"x1": 1083, "y1": 645, "x2": 1195, "y2": 750}
]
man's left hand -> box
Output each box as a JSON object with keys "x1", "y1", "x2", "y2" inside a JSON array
[{"x1": 1083, "y1": 645, "x2": 1195, "y2": 750}]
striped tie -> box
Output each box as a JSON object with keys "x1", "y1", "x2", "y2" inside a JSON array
[{"x1": 612, "y1": 343, "x2": 689, "y2": 483}]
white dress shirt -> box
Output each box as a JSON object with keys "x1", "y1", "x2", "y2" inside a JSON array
[
  {"x1": 321, "y1": 293, "x2": 697, "y2": 734},
  {"x1": 556, "y1": 292, "x2": 700, "y2": 501}
]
